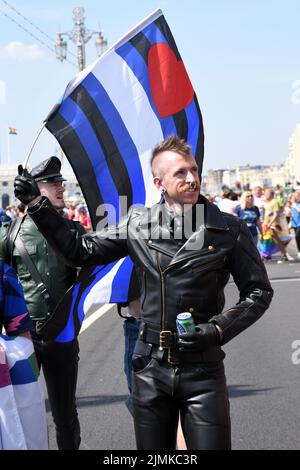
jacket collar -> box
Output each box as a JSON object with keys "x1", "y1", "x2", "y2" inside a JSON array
[{"x1": 139, "y1": 195, "x2": 229, "y2": 233}]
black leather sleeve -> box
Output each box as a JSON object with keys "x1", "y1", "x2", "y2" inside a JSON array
[
  {"x1": 209, "y1": 220, "x2": 273, "y2": 344},
  {"x1": 28, "y1": 197, "x2": 129, "y2": 267}
]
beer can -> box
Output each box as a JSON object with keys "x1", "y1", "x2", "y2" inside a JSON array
[{"x1": 176, "y1": 312, "x2": 195, "y2": 334}]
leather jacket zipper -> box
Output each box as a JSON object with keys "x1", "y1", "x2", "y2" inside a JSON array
[{"x1": 156, "y1": 252, "x2": 165, "y2": 330}]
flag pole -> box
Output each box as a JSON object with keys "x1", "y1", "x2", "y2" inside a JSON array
[{"x1": 23, "y1": 122, "x2": 46, "y2": 169}]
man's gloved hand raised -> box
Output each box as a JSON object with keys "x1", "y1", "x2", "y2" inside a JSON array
[
  {"x1": 178, "y1": 323, "x2": 220, "y2": 352},
  {"x1": 14, "y1": 165, "x2": 41, "y2": 205}
]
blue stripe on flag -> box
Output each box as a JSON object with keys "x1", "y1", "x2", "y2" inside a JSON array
[
  {"x1": 185, "y1": 99, "x2": 200, "y2": 157},
  {"x1": 82, "y1": 73, "x2": 146, "y2": 205},
  {"x1": 116, "y1": 42, "x2": 177, "y2": 139},
  {"x1": 59, "y1": 98, "x2": 120, "y2": 222},
  {"x1": 10, "y1": 359, "x2": 36, "y2": 385},
  {"x1": 55, "y1": 262, "x2": 119, "y2": 342},
  {"x1": 0, "y1": 334, "x2": 15, "y2": 341},
  {"x1": 141, "y1": 22, "x2": 169, "y2": 46},
  {"x1": 76, "y1": 263, "x2": 117, "y2": 326},
  {"x1": 110, "y1": 257, "x2": 134, "y2": 302},
  {"x1": 55, "y1": 283, "x2": 79, "y2": 342}
]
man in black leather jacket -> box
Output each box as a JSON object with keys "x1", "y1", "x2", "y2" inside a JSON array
[{"x1": 14, "y1": 136, "x2": 273, "y2": 450}]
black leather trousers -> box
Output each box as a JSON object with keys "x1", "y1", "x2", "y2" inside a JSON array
[
  {"x1": 31, "y1": 329, "x2": 81, "y2": 450},
  {"x1": 132, "y1": 353, "x2": 231, "y2": 450}
]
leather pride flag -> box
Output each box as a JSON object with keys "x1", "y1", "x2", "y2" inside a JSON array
[{"x1": 42, "y1": 9, "x2": 204, "y2": 342}]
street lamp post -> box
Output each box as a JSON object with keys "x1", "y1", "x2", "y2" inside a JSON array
[{"x1": 55, "y1": 6, "x2": 107, "y2": 71}]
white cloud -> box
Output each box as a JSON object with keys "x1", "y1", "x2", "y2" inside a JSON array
[{"x1": 0, "y1": 41, "x2": 44, "y2": 61}]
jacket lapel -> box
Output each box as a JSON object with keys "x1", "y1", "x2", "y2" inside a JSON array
[
  {"x1": 169, "y1": 196, "x2": 229, "y2": 264},
  {"x1": 137, "y1": 197, "x2": 229, "y2": 265}
]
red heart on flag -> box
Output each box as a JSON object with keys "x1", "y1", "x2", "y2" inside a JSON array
[{"x1": 148, "y1": 43, "x2": 194, "y2": 118}]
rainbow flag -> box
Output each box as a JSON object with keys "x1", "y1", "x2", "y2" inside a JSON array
[{"x1": 8, "y1": 127, "x2": 18, "y2": 135}]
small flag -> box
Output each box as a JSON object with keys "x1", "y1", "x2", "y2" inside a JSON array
[{"x1": 8, "y1": 127, "x2": 18, "y2": 135}]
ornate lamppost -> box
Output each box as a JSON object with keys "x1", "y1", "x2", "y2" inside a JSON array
[{"x1": 55, "y1": 6, "x2": 107, "y2": 71}]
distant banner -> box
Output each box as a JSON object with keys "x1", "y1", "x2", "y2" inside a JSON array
[{"x1": 8, "y1": 127, "x2": 18, "y2": 135}]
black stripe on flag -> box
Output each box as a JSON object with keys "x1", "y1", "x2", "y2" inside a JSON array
[
  {"x1": 193, "y1": 95, "x2": 205, "y2": 176},
  {"x1": 172, "y1": 109, "x2": 189, "y2": 142},
  {"x1": 70, "y1": 84, "x2": 133, "y2": 212},
  {"x1": 46, "y1": 114, "x2": 104, "y2": 229},
  {"x1": 40, "y1": 266, "x2": 95, "y2": 341},
  {"x1": 130, "y1": 32, "x2": 152, "y2": 63},
  {"x1": 155, "y1": 16, "x2": 181, "y2": 61}
]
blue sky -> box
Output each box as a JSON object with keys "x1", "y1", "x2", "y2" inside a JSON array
[{"x1": 0, "y1": 0, "x2": 300, "y2": 174}]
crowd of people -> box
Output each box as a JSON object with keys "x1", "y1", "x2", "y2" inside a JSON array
[
  {"x1": 204, "y1": 184, "x2": 300, "y2": 262},
  {"x1": 0, "y1": 200, "x2": 92, "y2": 232}
]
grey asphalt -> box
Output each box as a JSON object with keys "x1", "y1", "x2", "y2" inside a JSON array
[{"x1": 45, "y1": 259, "x2": 300, "y2": 450}]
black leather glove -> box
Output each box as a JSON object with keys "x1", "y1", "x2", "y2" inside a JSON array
[
  {"x1": 178, "y1": 323, "x2": 220, "y2": 352},
  {"x1": 14, "y1": 164, "x2": 41, "y2": 205}
]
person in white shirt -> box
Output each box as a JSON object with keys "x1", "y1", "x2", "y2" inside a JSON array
[{"x1": 218, "y1": 188, "x2": 239, "y2": 215}]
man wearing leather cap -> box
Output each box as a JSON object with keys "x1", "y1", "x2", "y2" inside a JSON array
[
  {"x1": 14, "y1": 136, "x2": 273, "y2": 450},
  {"x1": 1, "y1": 156, "x2": 84, "y2": 450}
]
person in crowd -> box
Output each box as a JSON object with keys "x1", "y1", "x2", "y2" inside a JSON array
[
  {"x1": 14, "y1": 135, "x2": 273, "y2": 450},
  {"x1": 235, "y1": 191, "x2": 262, "y2": 245},
  {"x1": 16, "y1": 203, "x2": 26, "y2": 218},
  {"x1": 253, "y1": 186, "x2": 265, "y2": 220},
  {"x1": 5, "y1": 205, "x2": 17, "y2": 221},
  {"x1": 0, "y1": 260, "x2": 32, "y2": 339},
  {"x1": 0, "y1": 209, "x2": 11, "y2": 223},
  {"x1": 0, "y1": 156, "x2": 85, "y2": 450},
  {"x1": 0, "y1": 259, "x2": 49, "y2": 450},
  {"x1": 291, "y1": 190, "x2": 300, "y2": 258},
  {"x1": 283, "y1": 195, "x2": 293, "y2": 232},
  {"x1": 275, "y1": 185, "x2": 284, "y2": 210},
  {"x1": 76, "y1": 205, "x2": 92, "y2": 232},
  {"x1": 218, "y1": 188, "x2": 239, "y2": 215},
  {"x1": 260, "y1": 188, "x2": 292, "y2": 262},
  {"x1": 67, "y1": 201, "x2": 78, "y2": 221},
  {"x1": 205, "y1": 193, "x2": 216, "y2": 205}
]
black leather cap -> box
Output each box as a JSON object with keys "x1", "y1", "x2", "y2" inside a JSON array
[{"x1": 31, "y1": 156, "x2": 66, "y2": 182}]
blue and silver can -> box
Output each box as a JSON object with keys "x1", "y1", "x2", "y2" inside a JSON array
[{"x1": 176, "y1": 312, "x2": 195, "y2": 334}]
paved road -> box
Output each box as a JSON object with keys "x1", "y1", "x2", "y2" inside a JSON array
[{"x1": 45, "y1": 260, "x2": 300, "y2": 450}]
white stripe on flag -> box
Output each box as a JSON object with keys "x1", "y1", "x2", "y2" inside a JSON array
[
  {"x1": 91, "y1": 51, "x2": 163, "y2": 207},
  {"x1": 83, "y1": 258, "x2": 125, "y2": 313}
]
